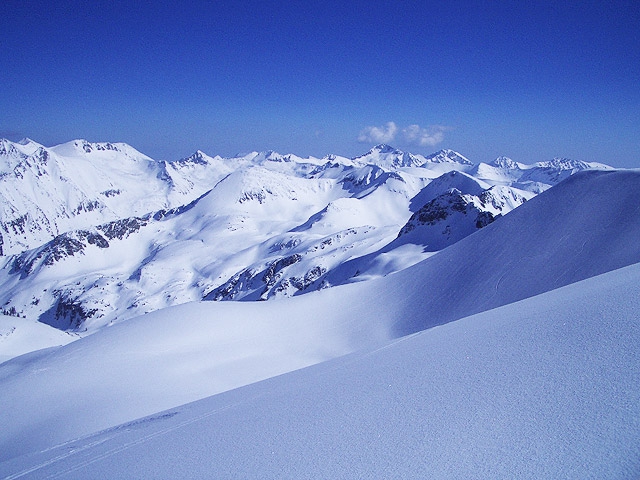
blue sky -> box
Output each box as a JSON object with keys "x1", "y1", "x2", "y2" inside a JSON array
[{"x1": 2, "y1": 0, "x2": 639, "y2": 166}]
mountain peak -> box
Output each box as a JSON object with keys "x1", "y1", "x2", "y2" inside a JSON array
[
  {"x1": 0, "y1": 138, "x2": 44, "y2": 158},
  {"x1": 49, "y1": 140, "x2": 153, "y2": 162},
  {"x1": 424, "y1": 149, "x2": 473, "y2": 165},
  {"x1": 547, "y1": 157, "x2": 588, "y2": 169},
  {"x1": 17, "y1": 137, "x2": 37, "y2": 146},
  {"x1": 490, "y1": 156, "x2": 520, "y2": 169},
  {"x1": 371, "y1": 144, "x2": 400, "y2": 154},
  {"x1": 175, "y1": 150, "x2": 212, "y2": 165}
]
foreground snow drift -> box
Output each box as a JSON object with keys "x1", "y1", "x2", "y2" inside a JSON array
[
  {"x1": 0, "y1": 279, "x2": 396, "y2": 461},
  {"x1": 2, "y1": 261, "x2": 639, "y2": 479}
]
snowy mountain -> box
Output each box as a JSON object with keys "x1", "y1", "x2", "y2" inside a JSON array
[
  {"x1": 0, "y1": 138, "x2": 615, "y2": 331},
  {"x1": 1, "y1": 169, "x2": 639, "y2": 479},
  {"x1": 0, "y1": 138, "x2": 231, "y2": 256},
  {"x1": 396, "y1": 170, "x2": 533, "y2": 250},
  {"x1": 424, "y1": 147, "x2": 474, "y2": 165},
  {"x1": 472, "y1": 154, "x2": 613, "y2": 192}
]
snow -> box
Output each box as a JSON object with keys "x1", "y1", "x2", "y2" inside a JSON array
[
  {"x1": 1, "y1": 261, "x2": 638, "y2": 479},
  {"x1": 423, "y1": 148, "x2": 474, "y2": 165},
  {"x1": 2, "y1": 136, "x2": 640, "y2": 477},
  {"x1": 0, "y1": 315, "x2": 75, "y2": 364},
  {"x1": 0, "y1": 169, "x2": 639, "y2": 478},
  {"x1": 0, "y1": 283, "x2": 390, "y2": 462}
]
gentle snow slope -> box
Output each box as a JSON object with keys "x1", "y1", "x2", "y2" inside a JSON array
[
  {"x1": 0, "y1": 283, "x2": 392, "y2": 461},
  {"x1": 0, "y1": 169, "x2": 638, "y2": 465},
  {"x1": 2, "y1": 261, "x2": 639, "y2": 479},
  {"x1": 0, "y1": 316, "x2": 75, "y2": 364}
]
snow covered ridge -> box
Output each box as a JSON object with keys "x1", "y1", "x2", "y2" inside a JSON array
[
  {"x1": 0, "y1": 138, "x2": 615, "y2": 332},
  {"x1": 0, "y1": 138, "x2": 611, "y2": 256}
]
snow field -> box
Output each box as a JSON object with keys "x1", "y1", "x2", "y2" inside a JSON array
[{"x1": 2, "y1": 261, "x2": 639, "y2": 478}]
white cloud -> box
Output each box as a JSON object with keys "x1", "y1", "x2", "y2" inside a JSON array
[
  {"x1": 358, "y1": 122, "x2": 398, "y2": 144},
  {"x1": 402, "y1": 124, "x2": 449, "y2": 147},
  {"x1": 358, "y1": 122, "x2": 451, "y2": 147}
]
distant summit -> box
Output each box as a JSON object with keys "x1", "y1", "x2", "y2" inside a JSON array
[
  {"x1": 424, "y1": 149, "x2": 474, "y2": 165},
  {"x1": 490, "y1": 156, "x2": 521, "y2": 169},
  {"x1": 352, "y1": 144, "x2": 421, "y2": 168},
  {"x1": 353, "y1": 145, "x2": 473, "y2": 169},
  {"x1": 369, "y1": 144, "x2": 398, "y2": 154}
]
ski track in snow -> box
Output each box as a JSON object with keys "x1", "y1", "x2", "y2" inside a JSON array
[{"x1": 3, "y1": 399, "x2": 264, "y2": 480}]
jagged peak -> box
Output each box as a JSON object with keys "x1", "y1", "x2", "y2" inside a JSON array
[
  {"x1": 352, "y1": 144, "x2": 402, "y2": 160},
  {"x1": 17, "y1": 137, "x2": 38, "y2": 146},
  {"x1": 490, "y1": 156, "x2": 521, "y2": 169},
  {"x1": 176, "y1": 150, "x2": 212, "y2": 165},
  {"x1": 350, "y1": 144, "x2": 428, "y2": 169},
  {"x1": 0, "y1": 138, "x2": 45, "y2": 159},
  {"x1": 424, "y1": 149, "x2": 473, "y2": 165},
  {"x1": 535, "y1": 157, "x2": 591, "y2": 170},
  {"x1": 371, "y1": 144, "x2": 401, "y2": 154}
]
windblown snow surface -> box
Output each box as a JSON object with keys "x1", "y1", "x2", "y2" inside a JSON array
[{"x1": 1, "y1": 170, "x2": 639, "y2": 478}]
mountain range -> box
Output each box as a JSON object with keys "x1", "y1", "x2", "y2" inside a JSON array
[
  {"x1": 0, "y1": 138, "x2": 612, "y2": 332},
  {"x1": 0, "y1": 138, "x2": 638, "y2": 478}
]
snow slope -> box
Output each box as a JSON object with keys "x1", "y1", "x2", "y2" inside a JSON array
[
  {"x1": 0, "y1": 169, "x2": 639, "y2": 468},
  {"x1": 1, "y1": 260, "x2": 638, "y2": 479},
  {"x1": 0, "y1": 315, "x2": 75, "y2": 364},
  {"x1": 322, "y1": 169, "x2": 640, "y2": 314},
  {"x1": 388, "y1": 169, "x2": 640, "y2": 335}
]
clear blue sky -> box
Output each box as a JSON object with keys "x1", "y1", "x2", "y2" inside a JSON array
[{"x1": 2, "y1": 0, "x2": 639, "y2": 166}]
